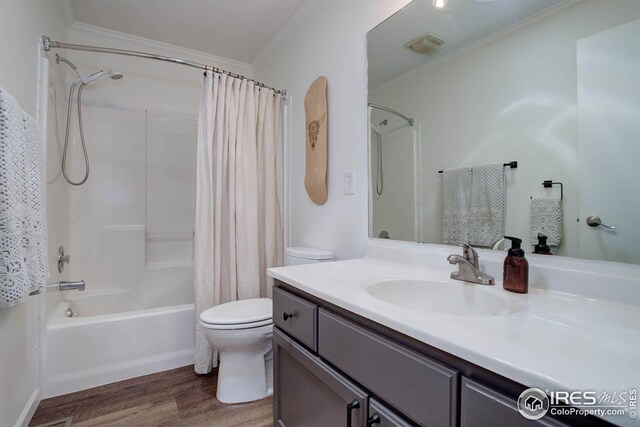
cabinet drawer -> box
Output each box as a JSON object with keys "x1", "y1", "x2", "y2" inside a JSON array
[
  {"x1": 461, "y1": 378, "x2": 567, "y2": 427},
  {"x1": 273, "y1": 287, "x2": 317, "y2": 350},
  {"x1": 368, "y1": 398, "x2": 415, "y2": 427},
  {"x1": 274, "y1": 328, "x2": 368, "y2": 427},
  {"x1": 318, "y1": 309, "x2": 458, "y2": 427}
]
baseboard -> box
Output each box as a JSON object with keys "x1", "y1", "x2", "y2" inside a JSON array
[{"x1": 16, "y1": 386, "x2": 41, "y2": 427}]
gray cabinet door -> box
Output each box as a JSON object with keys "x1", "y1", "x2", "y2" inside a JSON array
[
  {"x1": 318, "y1": 309, "x2": 458, "y2": 427},
  {"x1": 274, "y1": 328, "x2": 368, "y2": 427},
  {"x1": 368, "y1": 398, "x2": 415, "y2": 427},
  {"x1": 461, "y1": 378, "x2": 568, "y2": 427}
]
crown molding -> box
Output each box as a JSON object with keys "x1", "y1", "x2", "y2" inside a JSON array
[
  {"x1": 370, "y1": 0, "x2": 589, "y2": 93},
  {"x1": 68, "y1": 22, "x2": 254, "y2": 77}
]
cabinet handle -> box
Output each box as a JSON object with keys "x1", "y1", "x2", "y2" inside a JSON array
[
  {"x1": 367, "y1": 413, "x2": 381, "y2": 426},
  {"x1": 346, "y1": 399, "x2": 360, "y2": 427},
  {"x1": 283, "y1": 312, "x2": 294, "y2": 321}
]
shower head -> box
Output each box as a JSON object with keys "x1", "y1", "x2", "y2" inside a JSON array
[
  {"x1": 370, "y1": 119, "x2": 388, "y2": 135},
  {"x1": 78, "y1": 69, "x2": 124, "y2": 85}
]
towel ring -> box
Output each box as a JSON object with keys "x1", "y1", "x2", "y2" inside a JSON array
[{"x1": 542, "y1": 180, "x2": 563, "y2": 200}]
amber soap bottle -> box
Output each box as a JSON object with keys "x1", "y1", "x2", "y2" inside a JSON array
[{"x1": 503, "y1": 236, "x2": 529, "y2": 293}]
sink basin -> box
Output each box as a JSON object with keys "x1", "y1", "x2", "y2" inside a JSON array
[{"x1": 365, "y1": 279, "x2": 511, "y2": 316}]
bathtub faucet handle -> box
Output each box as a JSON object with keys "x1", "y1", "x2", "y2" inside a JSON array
[{"x1": 57, "y1": 246, "x2": 71, "y2": 273}]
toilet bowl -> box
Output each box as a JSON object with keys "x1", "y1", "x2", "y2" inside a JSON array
[
  {"x1": 200, "y1": 298, "x2": 273, "y2": 404},
  {"x1": 200, "y1": 247, "x2": 333, "y2": 404}
]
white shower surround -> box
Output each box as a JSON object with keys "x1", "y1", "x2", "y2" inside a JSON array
[
  {"x1": 41, "y1": 24, "x2": 251, "y2": 401},
  {"x1": 43, "y1": 99, "x2": 198, "y2": 398}
]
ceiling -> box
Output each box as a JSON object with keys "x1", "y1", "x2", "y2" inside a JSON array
[
  {"x1": 368, "y1": 0, "x2": 565, "y2": 89},
  {"x1": 68, "y1": 0, "x2": 305, "y2": 63}
]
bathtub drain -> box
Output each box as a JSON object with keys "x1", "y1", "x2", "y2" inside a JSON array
[{"x1": 65, "y1": 307, "x2": 79, "y2": 318}]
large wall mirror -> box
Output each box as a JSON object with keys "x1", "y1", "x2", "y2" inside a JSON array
[{"x1": 367, "y1": 0, "x2": 640, "y2": 264}]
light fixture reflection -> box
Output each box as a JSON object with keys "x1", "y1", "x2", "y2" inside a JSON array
[{"x1": 433, "y1": 0, "x2": 448, "y2": 9}]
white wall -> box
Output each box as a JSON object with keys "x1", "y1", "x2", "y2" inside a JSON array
[
  {"x1": 0, "y1": 2, "x2": 70, "y2": 425},
  {"x1": 369, "y1": 1, "x2": 640, "y2": 256},
  {"x1": 252, "y1": 0, "x2": 412, "y2": 260}
]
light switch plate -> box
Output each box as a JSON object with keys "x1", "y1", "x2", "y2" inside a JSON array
[{"x1": 344, "y1": 170, "x2": 355, "y2": 195}]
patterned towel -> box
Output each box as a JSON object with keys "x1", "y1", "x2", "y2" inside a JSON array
[
  {"x1": 469, "y1": 163, "x2": 505, "y2": 247},
  {"x1": 442, "y1": 167, "x2": 472, "y2": 244},
  {"x1": 442, "y1": 163, "x2": 506, "y2": 246},
  {"x1": 530, "y1": 198, "x2": 562, "y2": 246},
  {"x1": 0, "y1": 87, "x2": 49, "y2": 308}
]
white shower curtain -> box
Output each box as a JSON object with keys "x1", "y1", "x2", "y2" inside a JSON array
[{"x1": 194, "y1": 72, "x2": 284, "y2": 374}]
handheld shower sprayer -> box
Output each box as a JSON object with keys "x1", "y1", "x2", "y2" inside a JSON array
[
  {"x1": 77, "y1": 70, "x2": 124, "y2": 85},
  {"x1": 57, "y1": 57, "x2": 124, "y2": 186},
  {"x1": 372, "y1": 119, "x2": 388, "y2": 196}
]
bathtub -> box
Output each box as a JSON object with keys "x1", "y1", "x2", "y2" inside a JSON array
[{"x1": 43, "y1": 289, "x2": 195, "y2": 398}]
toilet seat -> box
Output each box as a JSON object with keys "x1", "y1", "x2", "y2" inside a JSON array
[
  {"x1": 200, "y1": 298, "x2": 272, "y2": 330},
  {"x1": 200, "y1": 318, "x2": 273, "y2": 330}
]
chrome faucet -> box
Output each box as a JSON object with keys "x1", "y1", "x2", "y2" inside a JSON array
[
  {"x1": 447, "y1": 243, "x2": 495, "y2": 285},
  {"x1": 58, "y1": 280, "x2": 86, "y2": 291},
  {"x1": 29, "y1": 280, "x2": 86, "y2": 296},
  {"x1": 491, "y1": 238, "x2": 506, "y2": 251}
]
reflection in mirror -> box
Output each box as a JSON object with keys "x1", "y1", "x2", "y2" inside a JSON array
[{"x1": 368, "y1": 0, "x2": 640, "y2": 264}]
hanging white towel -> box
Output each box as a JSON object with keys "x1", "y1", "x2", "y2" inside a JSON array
[
  {"x1": 469, "y1": 163, "x2": 505, "y2": 247},
  {"x1": 0, "y1": 87, "x2": 49, "y2": 308},
  {"x1": 530, "y1": 198, "x2": 562, "y2": 246},
  {"x1": 442, "y1": 167, "x2": 472, "y2": 244}
]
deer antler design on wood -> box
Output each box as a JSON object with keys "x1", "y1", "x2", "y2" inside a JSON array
[{"x1": 306, "y1": 113, "x2": 326, "y2": 150}]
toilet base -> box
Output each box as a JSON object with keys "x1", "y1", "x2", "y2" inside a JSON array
[{"x1": 216, "y1": 347, "x2": 273, "y2": 404}]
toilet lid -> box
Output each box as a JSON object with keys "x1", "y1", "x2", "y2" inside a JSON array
[{"x1": 200, "y1": 298, "x2": 272, "y2": 325}]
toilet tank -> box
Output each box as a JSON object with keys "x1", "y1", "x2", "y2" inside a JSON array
[{"x1": 285, "y1": 247, "x2": 334, "y2": 266}]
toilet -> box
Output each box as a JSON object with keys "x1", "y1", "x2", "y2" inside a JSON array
[{"x1": 199, "y1": 246, "x2": 334, "y2": 404}]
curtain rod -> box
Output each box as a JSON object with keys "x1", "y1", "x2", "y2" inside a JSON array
[
  {"x1": 368, "y1": 103, "x2": 414, "y2": 126},
  {"x1": 41, "y1": 36, "x2": 287, "y2": 96}
]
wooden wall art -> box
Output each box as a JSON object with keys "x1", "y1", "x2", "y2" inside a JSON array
[{"x1": 304, "y1": 76, "x2": 328, "y2": 205}]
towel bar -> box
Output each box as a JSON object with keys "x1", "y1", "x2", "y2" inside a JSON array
[{"x1": 438, "y1": 161, "x2": 517, "y2": 174}]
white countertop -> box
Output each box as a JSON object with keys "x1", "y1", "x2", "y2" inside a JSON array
[{"x1": 268, "y1": 240, "x2": 640, "y2": 426}]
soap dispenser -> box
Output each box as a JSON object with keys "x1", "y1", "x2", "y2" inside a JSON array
[
  {"x1": 533, "y1": 233, "x2": 553, "y2": 255},
  {"x1": 503, "y1": 236, "x2": 529, "y2": 294}
]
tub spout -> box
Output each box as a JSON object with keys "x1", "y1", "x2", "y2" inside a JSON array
[
  {"x1": 29, "y1": 280, "x2": 86, "y2": 296},
  {"x1": 59, "y1": 280, "x2": 85, "y2": 292}
]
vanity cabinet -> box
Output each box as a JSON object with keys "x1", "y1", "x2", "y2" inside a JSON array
[
  {"x1": 273, "y1": 328, "x2": 367, "y2": 427},
  {"x1": 368, "y1": 398, "x2": 414, "y2": 427},
  {"x1": 273, "y1": 287, "x2": 318, "y2": 351},
  {"x1": 318, "y1": 308, "x2": 458, "y2": 426},
  {"x1": 460, "y1": 378, "x2": 565, "y2": 427},
  {"x1": 273, "y1": 283, "x2": 594, "y2": 427}
]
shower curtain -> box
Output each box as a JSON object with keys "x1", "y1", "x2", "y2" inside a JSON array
[{"x1": 194, "y1": 72, "x2": 284, "y2": 374}]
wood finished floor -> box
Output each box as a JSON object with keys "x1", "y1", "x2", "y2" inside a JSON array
[{"x1": 29, "y1": 366, "x2": 273, "y2": 427}]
